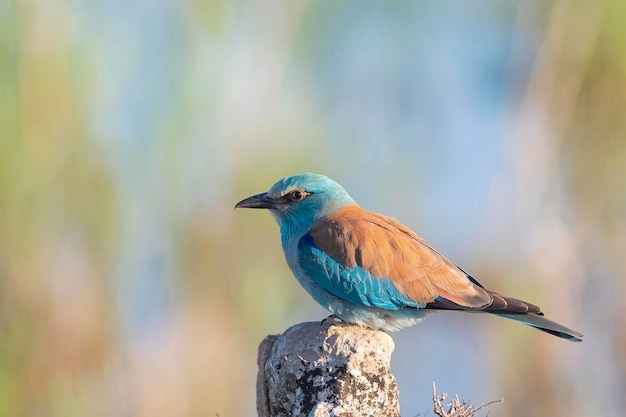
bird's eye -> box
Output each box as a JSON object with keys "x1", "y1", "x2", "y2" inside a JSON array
[{"x1": 287, "y1": 190, "x2": 307, "y2": 202}]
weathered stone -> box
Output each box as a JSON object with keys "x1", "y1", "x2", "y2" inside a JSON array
[{"x1": 257, "y1": 321, "x2": 400, "y2": 417}]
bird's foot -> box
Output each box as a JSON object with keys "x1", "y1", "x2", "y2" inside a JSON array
[
  {"x1": 321, "y1": 315, "x2": 378, "y2": 331},
  {"x1": 321, "y1": 314, "x2": 345, "y2": 326}
]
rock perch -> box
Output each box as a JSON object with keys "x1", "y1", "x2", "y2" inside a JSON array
[{"x1": 257, "y1": 320, "x2": 399, "y2": 417}]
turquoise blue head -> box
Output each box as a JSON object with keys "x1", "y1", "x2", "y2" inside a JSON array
[{"x1": 235, "y1": 173, "x2": 355, "y2": 236}]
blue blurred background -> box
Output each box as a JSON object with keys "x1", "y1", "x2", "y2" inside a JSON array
[{"x1": 2, "y1": 0, "x2": 625, "y2": 416}]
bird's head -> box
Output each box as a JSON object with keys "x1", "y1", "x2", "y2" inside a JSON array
[{"x1": 235, "y1": 173, "x2": 355, "y2": 236}]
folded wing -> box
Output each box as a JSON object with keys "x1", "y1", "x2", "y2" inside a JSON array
[{"x1": 306, "y1": 205, "x2": 540, "y2": 314}]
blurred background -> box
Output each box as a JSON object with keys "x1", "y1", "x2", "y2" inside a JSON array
[{"x1": 1, "y1": 0, "x2": 625, "y2": 416}]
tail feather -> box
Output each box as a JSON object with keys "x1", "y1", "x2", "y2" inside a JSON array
[
  {"x1": 424, "y1": 270, "x2": 583, "y2": 342},
  {"x1": 495, "y1": 312, "x2": 583, "y2": 342}
]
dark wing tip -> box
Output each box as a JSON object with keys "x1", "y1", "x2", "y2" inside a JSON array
[{"x1": 483, "y1": 291, "x2": 543, "y2": 314}]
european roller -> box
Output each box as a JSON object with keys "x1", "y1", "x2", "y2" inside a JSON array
[{"x1": 235, "y1": 173, "x2": 583, "y2": 342}]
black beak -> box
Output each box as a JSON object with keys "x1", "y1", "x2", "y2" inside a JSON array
[{"x1": 235, "y1": 192, "x2": 278, "y2": 209}]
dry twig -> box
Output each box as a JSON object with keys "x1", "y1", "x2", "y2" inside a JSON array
[{"x1": 432, "y1": 382, "x2": 502, "y2": 417}]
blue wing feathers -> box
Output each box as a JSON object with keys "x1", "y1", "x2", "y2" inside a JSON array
[{"x1": 298, "y1": 234, "x2": 421, "y2": 310}]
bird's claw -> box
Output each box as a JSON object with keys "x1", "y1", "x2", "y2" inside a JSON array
[
  {"x1": 321, "y1": 315, "x2": 378, "y2": 331},
  {"x1": 321, "y1": 314, "x2": 345, "y2": 326}
]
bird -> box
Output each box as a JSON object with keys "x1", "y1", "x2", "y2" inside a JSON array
[{"x1": 235, "y1": 173, "x2": 583, "y2": 341}]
